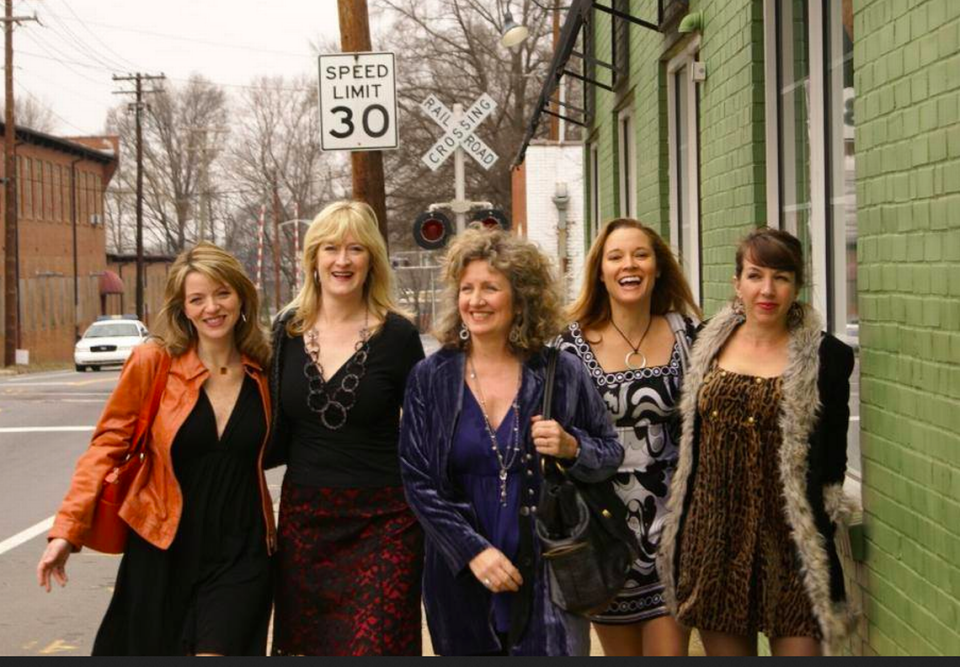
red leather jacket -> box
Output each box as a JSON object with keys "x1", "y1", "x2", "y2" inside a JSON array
[{"x1": 49, "y1": 342, "x2": 277, "y2": 554}]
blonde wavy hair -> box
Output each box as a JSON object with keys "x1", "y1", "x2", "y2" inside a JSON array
[
  {"x1": 434, "y1": 226, "x2": 564, "y2": 355},
  {"x1": 283, "y1": 200, "x2": 405, "y2": 336},
  {"x1": 567, "y1": 218, "x2": 702, "y2": 332},
  {"x1": 153, "y1": 241, "x2": 271, "y2": 366}
]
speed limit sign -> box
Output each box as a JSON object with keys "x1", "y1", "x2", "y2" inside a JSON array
[{"x1": 318, "y1": 52, "x2": 399, "y2": 151}]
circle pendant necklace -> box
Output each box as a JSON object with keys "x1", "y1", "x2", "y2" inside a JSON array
[{"x1": 610, "y1": 316, "x2": 653, "y2": 370}]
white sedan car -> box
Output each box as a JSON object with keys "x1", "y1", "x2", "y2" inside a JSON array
[{"x1": 74, "y1": 318, "x2": 149, "y2": 372}]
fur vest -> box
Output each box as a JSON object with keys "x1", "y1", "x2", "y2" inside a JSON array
[{"x1": 657, "y1": 303, "x2": 857, "y2": 654}]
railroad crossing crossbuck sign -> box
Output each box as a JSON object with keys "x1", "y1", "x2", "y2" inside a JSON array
[{"x1": 421, "y1": 93, "x2": 499, "y2": 171}]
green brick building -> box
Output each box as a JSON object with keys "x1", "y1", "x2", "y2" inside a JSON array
[{"x1": 517, "y1": 0, "x2": 959, "y2": 655}]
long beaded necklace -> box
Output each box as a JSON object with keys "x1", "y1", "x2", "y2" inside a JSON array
[
  {"x1": 303, "y1": 310, "x2": 370, "y2": 430},
  {"x1": 467, "y1": 357, "x2": 522, "y2": 506},
  {"x1": 609, "y1": 315, "x2": 653, "y2": 370}
]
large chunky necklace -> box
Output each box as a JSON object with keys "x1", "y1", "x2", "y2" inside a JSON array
[
  {"x1": 303, "y1": 311, "x2": 370, "y2": 430},
  {"x1": 468, "y1": 357, "x2": 522, "y2": 506}
]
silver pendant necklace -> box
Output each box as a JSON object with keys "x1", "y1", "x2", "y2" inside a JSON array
[
  {"x1": 468, "y1": 357, "x2": 522, "y2": 506},
  {"x1": 610, "y1": 316, "x2": 653, "y2": 370}
]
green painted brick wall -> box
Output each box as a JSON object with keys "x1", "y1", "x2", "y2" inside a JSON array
[
  {"x1": 584, "y1": 0, "x2": 767, "y2": 316},
  {"x1": 580, "y1": 0, "x2": 960, "y2": 656},
  {"x1": 855, "y1": 0, "x2": 960, "y2": 656}
]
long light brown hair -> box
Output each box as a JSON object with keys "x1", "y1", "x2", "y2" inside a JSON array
[
  {"x1": 433, "y1": 226, "x2": 564, "y2": 355},
  {"x1": 153, "y1": 241, "x2": 270, "y2": 366},
  {"x1": 282, "y1": 200, "x2": 406, "y2": 336},
  {"x1": 567, "y1": 218, "x2": 702, "y2": 331}
]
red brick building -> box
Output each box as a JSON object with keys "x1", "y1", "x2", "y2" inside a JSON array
[{"x1": 0, "y1": 123, "x2": 119, "y2": 363}]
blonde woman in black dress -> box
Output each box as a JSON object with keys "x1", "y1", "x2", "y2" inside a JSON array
[{"x1": 559, "y1": 219, "x2": 701, "y2": 656}]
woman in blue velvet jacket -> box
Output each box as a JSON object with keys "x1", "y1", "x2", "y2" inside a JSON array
[{"x1": 399, "y1": 227, "x2": 623, "y2": 656}]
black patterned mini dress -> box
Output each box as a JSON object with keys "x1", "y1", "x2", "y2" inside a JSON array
[{"x1": 558, "y1": 312, "x2": 696, "y2": 624}]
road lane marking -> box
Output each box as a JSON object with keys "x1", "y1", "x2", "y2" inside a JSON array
[
  {"x1": 39, "y1": 639, "x2": 79, "y2": 654},
  {"x1": 0, "y1": 515, "x2": 54, "y2": 556},
  {"x1": 0, "y1": 426, "x2": 95, "y2": 433},
  {"x1": 0, "y1": 378, "x2": 117, "y2": 387}
]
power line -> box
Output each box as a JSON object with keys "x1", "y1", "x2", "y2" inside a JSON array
[
  {"x1": 52, "y1": 0, "x2": 141, "y2": 72},
  {"x1": 37, "y1": 10, "x2": 318, "y2": 59}
]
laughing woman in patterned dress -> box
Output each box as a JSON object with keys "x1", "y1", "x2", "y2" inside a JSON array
[
  {"x1": 558, "y1": 219, "x2": 701, "y2": 656},
  {"x1": 265, "y1": 201, "x2": 425, "y2": 655}
]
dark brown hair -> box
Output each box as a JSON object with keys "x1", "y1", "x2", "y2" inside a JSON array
[
  {"x1": 735, "y1": 227, "x2": 805, "y2": 288},
  {"x1": 567, "y1": 218, "x2": 702, "y2": 331}
]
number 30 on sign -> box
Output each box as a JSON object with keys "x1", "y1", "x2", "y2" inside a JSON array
[{"x1": 318, "y1": 52, "x2": 399, "y2": 151}]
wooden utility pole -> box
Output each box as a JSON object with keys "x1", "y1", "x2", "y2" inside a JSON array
[
  {"x1": 337, "y1": 0, "x2": 389, "y2": 248},
  {"x1": 272, "y1": 173, "x2": 282, "y2": 310},
  {"x1": 112, "y1": 72, "x2": 165, "y2": 322},
  {"x1": 2, "y1": 2, "x2": 37, "y2": 366}
]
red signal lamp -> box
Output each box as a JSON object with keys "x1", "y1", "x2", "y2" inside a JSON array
[
  {"x1": 413, "y1": 210, "x2": 454, "y2": 250},
  {"x1": 470, "y1": 208, "x2": 510, "y2": 232}
]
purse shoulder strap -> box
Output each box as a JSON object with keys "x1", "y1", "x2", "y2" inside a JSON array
[
  {"x1": 541, "y1": 345, "x2": 559, "y2": 421},
  {"x1": 128, "y1": 350, "x2": 171, "y2": 457}
]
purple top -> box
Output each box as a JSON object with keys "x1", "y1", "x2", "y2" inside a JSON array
[{"x1": 450, "y1": 383, "x2": 522, "y2": 634}]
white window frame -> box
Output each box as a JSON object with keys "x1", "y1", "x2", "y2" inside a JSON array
[
  {"x1": 667, "y1": 36, "x2": 702, "y2": 306},
  {"x1": 617, "y1": 107, "x2": 637, "y2": 219},
  {"x1": 765, "y1": 0, "x2": 861, "y2": 482},
  {"x1": 763, "y1": 0, "x2": 828, "y2": 324}
]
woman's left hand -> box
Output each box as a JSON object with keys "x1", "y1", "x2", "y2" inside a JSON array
[{"x1": 530, "y1": 415, "x2": 580, "y2": 460}]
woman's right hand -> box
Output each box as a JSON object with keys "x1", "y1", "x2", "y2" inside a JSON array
[
  {"x1": 37, "y1": 538, "x2": 73, "y2": 592},
  {"x1": 468, "y1": 546, "x2": 523, "y2": 593}
]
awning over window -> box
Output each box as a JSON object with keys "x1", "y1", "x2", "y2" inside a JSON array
[
  {"x1": 98, "y1": 270, "x2": 125, "y2": 295},
  {"x1": 512, "y1": 0, "x2": 669, "y2": 168}
]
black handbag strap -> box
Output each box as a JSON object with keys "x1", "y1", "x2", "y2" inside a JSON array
[
  {"x1": 541, "y1": 345, "x2": 558, "y2": 421},
  {"x1": 507, "y1": 346, "x2": 559, "y2": 650}
]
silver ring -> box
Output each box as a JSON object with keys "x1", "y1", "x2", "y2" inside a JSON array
[{"x1": 483, "y1": 578, "x2": 492, "y2": 587}]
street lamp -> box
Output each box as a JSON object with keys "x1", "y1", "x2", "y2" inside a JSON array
[{"x1": 500, "y1": 6, "x2": 529, "y2": 48}]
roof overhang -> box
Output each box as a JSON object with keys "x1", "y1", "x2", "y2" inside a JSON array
[{"x1": 512, "y1": 0, "x2": 668, "y2": 168}]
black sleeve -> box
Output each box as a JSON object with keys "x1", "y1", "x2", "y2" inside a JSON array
[{"x1": 820, "y1": 336, "x2": 855, "y2": 486}]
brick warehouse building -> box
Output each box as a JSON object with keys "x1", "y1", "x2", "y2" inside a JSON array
[
  {"x1": 516, "y1": 0, "x2": 959, "y2": 656},
  {"x1": 0, "y1": 124, "x2": 120, "y2": 363}
]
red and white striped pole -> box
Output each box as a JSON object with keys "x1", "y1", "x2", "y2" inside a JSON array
[
  {"x1": 256, "y1": 204, "x2": 266, "y2": 291},
  {"x1": 294, "y1": 202, "x2": 301, "y2": 292}
]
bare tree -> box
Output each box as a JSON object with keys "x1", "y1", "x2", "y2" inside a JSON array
[
  {"x1": 373, "y1": 0, "x2": 554, "y2": 247},
  {"x1": 3, "y1": 94, "x2": 59, "y2": 134},
  {"x1": 225, "y1": 75, "x2": 345, "y2": 309},
  {"x1": 105, "y1": 74, "x2": 229, "y2": 254}
]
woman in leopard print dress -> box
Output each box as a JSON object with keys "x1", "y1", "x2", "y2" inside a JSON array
[
  {"x1": 657, "y1": 229, "x2": 856, "y2": 656},
  {"x1": 561, "y1": 219, "x2": 701, "y2": 656}
]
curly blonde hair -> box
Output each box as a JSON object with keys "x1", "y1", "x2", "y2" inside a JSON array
[
  {"x1": 152, "y1": 241, "x2": 271, "y2": 366},
  {"x1": 434, "y1": 226, "x2": 564, "y2": 355}
]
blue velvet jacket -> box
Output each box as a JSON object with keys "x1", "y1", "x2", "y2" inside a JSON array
[{"x1": 399, "y1": 346, "x2": 623, "y2": 656}]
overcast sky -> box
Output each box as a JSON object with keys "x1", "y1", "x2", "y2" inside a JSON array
[{"x1": 12, "y1": 0, "x2": 356, "y2": 136}]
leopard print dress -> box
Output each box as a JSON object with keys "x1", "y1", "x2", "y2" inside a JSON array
[
  {"x1": 558, "y1": 313, "x2": 695, "y2": 624},
  {"x1": 674, "y1": 365, "x2": 821, "y2": 638}
]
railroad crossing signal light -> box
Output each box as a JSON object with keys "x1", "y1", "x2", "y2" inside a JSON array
[
  {"x1": 471, "y1": 208, "x2": 510, "y2": 232},
  {"x1": 412, "y1": 210, "x2": 454, "y2": 250}
]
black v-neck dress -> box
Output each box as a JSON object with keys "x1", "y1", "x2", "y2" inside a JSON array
[{"x1": 92, "y1": 374, "x2": 272, "y2": 656}]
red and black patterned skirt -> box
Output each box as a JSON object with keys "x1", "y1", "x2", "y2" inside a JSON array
[{"x1": 271, "y1": 481, "x2": 424, "y2": 656}]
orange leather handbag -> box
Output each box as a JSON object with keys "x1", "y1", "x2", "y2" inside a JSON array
[{"x1": 84, "y1": 352, "x2": 171, "y2": 554}]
